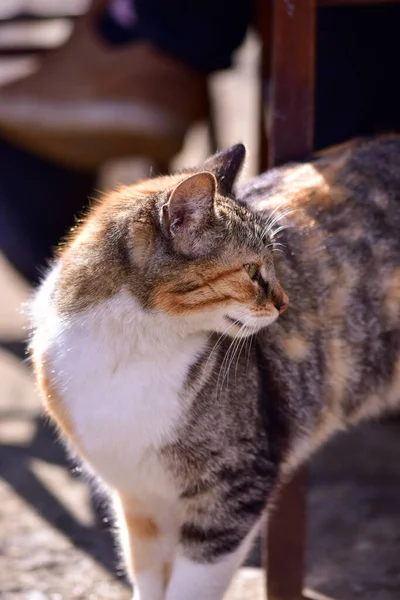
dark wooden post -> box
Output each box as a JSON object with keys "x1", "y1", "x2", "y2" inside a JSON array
[
  {"x1": 266, "y1": 469, "x2": 309, "y2": 600},
  {"x1": 257, "y1": 0, "x2": 316, "y2": 598},
  {"x1": 267, "y1": 0, "x2": 316, "y2": 166}
]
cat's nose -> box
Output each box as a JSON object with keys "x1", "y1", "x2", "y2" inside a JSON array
[{"x1": 274, "y1": 290, "x2": 289, "y2": 314}]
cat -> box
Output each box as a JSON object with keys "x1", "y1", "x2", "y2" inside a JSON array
[{"x1": 30, "y1": 136, "x2": 400, "y2": 600}]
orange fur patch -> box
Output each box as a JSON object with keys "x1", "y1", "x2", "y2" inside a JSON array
[
  {"x1": 163, "y1": 562, "x2": 172, "y2": 589},
  {"x1": 278, "y1": 160, "x2": 348, "y2": 211},
  {"x1": 125, "y1": 513, "x2": 160, "y2": 540},
  {"x1": 282, "y1": 334, "x2": 310, "y2": 362},
  {"x1": 118, "y1": 496, "x2": 162, "y2": 576},
  {"x1": 325, "y1": 264, "x2": 356, "y2": 320},
  {"x1": 54, "y1": 185, "x2": 161, "y2": 315},
  {"x1": 32, "y1": 353, "x2": 82, "y2": 454},
  {"x1": 384, "y1": 268, "x2": 400, "y2": 323},
  {"x1": 152, "y1": 264, "x2": 255, "y2": 315}
]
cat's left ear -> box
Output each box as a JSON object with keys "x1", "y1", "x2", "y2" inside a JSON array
[
  {"x1": 203, "y1": 143, "x2": 246, "y2": 196},
  {"x1": 162, "y1": 171, "x2": 216, "y2": 254}
]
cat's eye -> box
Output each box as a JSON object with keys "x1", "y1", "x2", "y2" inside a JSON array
[{"x1": 244, "y1": 264, "x2": 259, "y2": 280}]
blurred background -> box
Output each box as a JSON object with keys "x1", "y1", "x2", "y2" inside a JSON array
[{"x1": 1, "y1": 2, "x2": 400, "y2": 599}]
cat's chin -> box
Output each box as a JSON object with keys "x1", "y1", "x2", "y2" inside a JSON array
[{"x1": 219, "y1": 312, "x2": 279, "y2": 338}]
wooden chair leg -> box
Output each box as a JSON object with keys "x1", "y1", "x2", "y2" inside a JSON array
[
  {"x1": 265, "y1": 469, "x2": 308, "y2": 600},
  {"x1": 257, "y1": 0, "x2": 316, "y2": 597}
]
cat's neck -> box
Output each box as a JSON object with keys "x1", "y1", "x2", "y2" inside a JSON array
[
  {"x1": 72, "y1": 287, "x2": 209, "y2": 360},
  {"x1": 33, "y1": 266, "x2": 209, "y2": 363}
]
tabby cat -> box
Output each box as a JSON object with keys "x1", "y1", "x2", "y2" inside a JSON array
[{"x1": 31, "y1": 137, "x2": 400, "y2": 600}]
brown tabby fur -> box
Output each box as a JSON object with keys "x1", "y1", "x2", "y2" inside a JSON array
[{"x1": 245, "y1": 135, "x2": 400, "y2": 469}]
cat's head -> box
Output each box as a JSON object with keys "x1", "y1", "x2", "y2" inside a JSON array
[
  {"x1": 60, "y1": 144, "x2": 288, "y2": 338},
  {"x1": 125, "y1": 144, "x2": 288, "y2": 337}
]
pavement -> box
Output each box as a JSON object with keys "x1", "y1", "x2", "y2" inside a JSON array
[{"x1": 1, "y1": 4, "x2": 400, "y2": 600}]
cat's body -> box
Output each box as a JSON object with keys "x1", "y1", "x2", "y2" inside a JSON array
[{"x1": 31, "y1": 137, "x2": 400, "y2": 600}]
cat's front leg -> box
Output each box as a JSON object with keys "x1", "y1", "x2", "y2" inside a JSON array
[
  {"x1": 165, "y1": 519, "x2": 261, "y2": 600},
  {"x1": 115, "y1": 493, "x2": 179, "y2": 600}
]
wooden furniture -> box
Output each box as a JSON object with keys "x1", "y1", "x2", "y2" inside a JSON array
[
  {"x1": 257, "y1": 0, "x2": 316, "y2": 598},
  {"x1": 0, "y1": 2, "x2": 216, "y2": 166},
  {"x1": 0, "y1": 7, "x2": 82, "y2": 57}
]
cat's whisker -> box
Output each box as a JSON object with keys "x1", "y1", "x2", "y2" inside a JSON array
[
  {"x1": 245, "y1": 333, "x2": 255, "y2": 372},
  {"x1": 205, "y1": 321, "x2": 239, "y2": 372},
  {"x1": 263, "y1": 209, "x2": 298, "y2": 240},
  {"x1": 234, "y1": 327, "x2": 250, "y2": 383},
  {"x1": 266, "y1": 242, "x2": 286, "y2": 250},
  {"x1": 216, "y1": 344, "x2": 236, "y2": 399},
  {"x1": 270, "y1": 223, "x2": 294, "y2": 239},
  {"x1": 265, "y1": 241, "x2": 287, "y2": 256},
  {"x1": 222, "y1": 324, "x2": 248, "y2": 391},
  {"x1": 227, "y1": 327, "x2": 246, "y2": 386},
  {"x1": 214, "y1": 327, "x2": 236, "y2": 384},
  {"x1": 206, "y1": 320, "x2": 233, "y2": 345},
  {"x1": 264, "y1": 208, "x2": 293, "y2": 232},
  {"x1": 261, "y1": 207, "x2": 294, "y2": 239},
  {"x1": 237, "y1": 327, "x2": 255, "y2": 375},
  {"x1": 218, "y1": 325, "x2": 241, "y2": 377},
  {"x1": 262, "y1": 202, "x2": 289, "y2": 233},
  {"x1": 262, "y1": 209, "x2": 299, "y2": 246},
  {"x1": 215, "y1": 324, "x2": 243, "y2": 398}
]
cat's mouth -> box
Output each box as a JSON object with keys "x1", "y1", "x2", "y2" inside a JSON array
[{"x1": 224, "y1": 316, "x2": 245, "y2": 328}]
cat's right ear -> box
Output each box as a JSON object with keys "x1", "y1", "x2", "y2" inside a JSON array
[
  {"x1": 162, "y1": 172, "x2": 216, "y2": 255},
  {"x1": 203, "y1": 143, "x2": 246, "y2": 196}
]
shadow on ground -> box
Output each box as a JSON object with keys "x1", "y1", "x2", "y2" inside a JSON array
[{"x1": 0, "y1": 338, "x2": 129, "y2": 584}]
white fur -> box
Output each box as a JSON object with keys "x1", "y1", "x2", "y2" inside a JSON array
[
  {"x1": 165, "y1": 523, "x2": 260, "y2": 600},
  {"x1": 31, "y1": 264, "x2": 265, "y2": 600},
  {"x1": 114, "y1": 494, "x2": 179, "y2": 600},
  {"x1": 31, "y1": 265, "x2": 208, "y2": 494}
]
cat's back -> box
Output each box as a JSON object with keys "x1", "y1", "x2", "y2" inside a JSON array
[{"x1": 243, "y1": 135, "x2": 400, "y2": 220}]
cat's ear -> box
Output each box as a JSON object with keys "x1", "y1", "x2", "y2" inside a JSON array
[
  {"x1": 162, "y1": 171, "x2": 216, "y2": 253},
  {"x1": 203, "y1": 143, "x2": 246, "y2": 196}
]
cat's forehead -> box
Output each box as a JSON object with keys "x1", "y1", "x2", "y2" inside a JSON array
[{"x1": 219, "y1": 200, "x2": 269, "y2": 249}]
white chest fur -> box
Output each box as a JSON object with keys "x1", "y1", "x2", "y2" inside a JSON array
[{"x1": 31, "y1": 273, "x2": 208, "y2": 494}]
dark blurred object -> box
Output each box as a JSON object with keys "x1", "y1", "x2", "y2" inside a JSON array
[
  {"x1": 0, "y1": 136, "x2": 95, "y2": 283},
  {"x1": 0, "y1": 0, "x2": 210, "y2": 170},
  {"x1": 316, "y1": 5, "x2": 400, "y2": 150}
]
